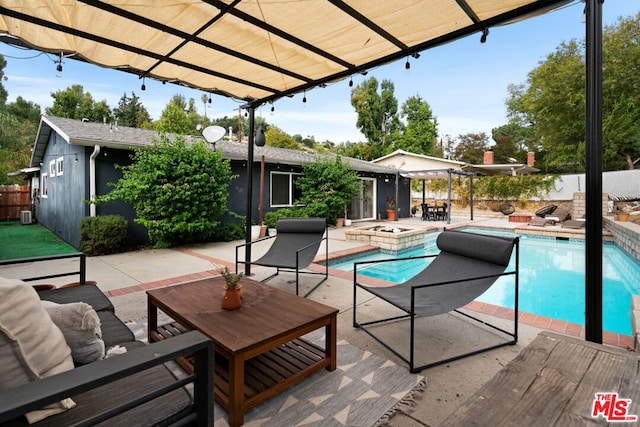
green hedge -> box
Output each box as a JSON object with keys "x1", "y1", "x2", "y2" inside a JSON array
[{"x1": 79, "y1": 215, "x2": 128, "y2": 256}]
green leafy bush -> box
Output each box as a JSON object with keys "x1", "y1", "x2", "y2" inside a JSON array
[
  {"x1": 294, "y1": 157, "x2": 359, "y2": 224},
  {"x1": 263, "y1": 208, "x2": 307, "y2": 228},
  {"x1": 95, "y1": 134, "x2": 233, "y2": 248},
  {"x1": 79, "y1": 215, "x2": 128, "y2": 255}
]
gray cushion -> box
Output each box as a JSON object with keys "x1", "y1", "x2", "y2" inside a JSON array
[
  {"x1": 38, "y1": 285, "x2": 114, "y2": 313},
  {"x1": 436, "y1": 230, "x2": 515, "y2": 266}
]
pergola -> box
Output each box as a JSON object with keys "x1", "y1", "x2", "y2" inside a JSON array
[
  {"x1": 400, "y1": 169, "x2": 475, "y2": 224},
  {"x1": 0, "y1": 0, "x2": 605, "y2": 343}
]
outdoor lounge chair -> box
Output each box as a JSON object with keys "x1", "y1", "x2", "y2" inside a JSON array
[
  {"x1": 353, "y1": 229, "x2": 519, "y2": 373},
  {"x1": 529, "y1": 208, "x2": 570, "y2": 226},
  {"x1": 235, "y1": 217, "x2": 328, "y2": 297},
  {"x1": 562, "y1": 215, "x2": 586, "y2": 229},
  {"x1": 535, "y1": 204, "x2": 558, "y2": 218}
]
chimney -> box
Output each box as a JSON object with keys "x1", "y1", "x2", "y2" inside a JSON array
[
  {"x1": 483, "y1": 151, "x2": 494, "y2": 165},
  {"x1": 527, "y1": 151, "x2": 535, "y2": 167}
]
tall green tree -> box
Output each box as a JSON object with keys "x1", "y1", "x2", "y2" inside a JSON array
[
  {"x1": 0, "y1": 112, "x2": 31, "y2": 183},
  {"x1": 452, "y1": 133, "x2": 490, "y2": 164},
  {"x1": 506, "y1": 13, "x2": 640, "y2": 172},
  {"x1": 154, "y1": 94, "x2": 193, "y2": 134},
  {"x1": 113, "y1": 92, "x2": 152, "y2": 128},
  {"x1": 46, "y1": 85, "x2": 113, "y2": 122},
  {"x1": 350, "y1": 77, "x2": 401, "y2": 159},
  {"x1": 0, "y1": 54, "x2": 7, "y2": 106},
  {"x1": 396, "y1": 95, "x2": 438, "y2": 155}
]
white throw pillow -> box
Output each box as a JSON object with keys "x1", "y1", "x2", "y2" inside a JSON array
[
  {"x1": 41, "y1": 300, "x2": 105, "y2": 365},
  {"x1": 0, "y1": 277, "x2": 76, "y2": 423}
]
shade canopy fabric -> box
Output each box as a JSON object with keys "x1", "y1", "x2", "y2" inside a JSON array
[{"x1": 0, "y1": 0, "x2": 569, "y2": 107}]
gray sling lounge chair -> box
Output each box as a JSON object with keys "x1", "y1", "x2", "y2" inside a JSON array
[
  {"x1": 353, "y1": 229, "x2": 519, "y2": 373},
  {"x1": 235, "y1": 218, "x2": 328, "y2": 297}
]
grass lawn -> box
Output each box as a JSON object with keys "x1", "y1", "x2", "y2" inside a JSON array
[{"x1": 0, "y1": 221, "x2": 77, "y2": 260}]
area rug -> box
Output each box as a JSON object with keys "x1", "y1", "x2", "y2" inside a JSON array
[{"x1": 126, "y1": 318, "x2": 426, "y2": 426}]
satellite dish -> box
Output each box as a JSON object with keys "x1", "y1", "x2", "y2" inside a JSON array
[{"x1": 201, "y1": 125, "x2": 226, "y2": 143}]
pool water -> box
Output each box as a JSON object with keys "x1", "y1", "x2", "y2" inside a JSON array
[{"x1": 332, "y1": 228, "x2": 640, "y2": 336}]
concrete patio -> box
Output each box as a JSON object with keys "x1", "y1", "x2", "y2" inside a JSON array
[{"x1": 2, "y1": 212, "x2": 635, "y2": 426}]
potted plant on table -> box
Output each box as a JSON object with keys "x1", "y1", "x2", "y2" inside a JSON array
[
  {"x1": 217, "y1": 266, "x2": 243, "y2": 310},
  {"x1": 386, "y1": 197, "x2": 397, "y2": 221}
]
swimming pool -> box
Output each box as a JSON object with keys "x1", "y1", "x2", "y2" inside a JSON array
[{"x1": 332, "y1": 228, "x2": 640, "y2": 336}]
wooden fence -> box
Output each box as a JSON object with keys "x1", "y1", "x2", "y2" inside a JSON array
[{"x1": 0, "y1": 185, "x2": 31, "y2": 220}]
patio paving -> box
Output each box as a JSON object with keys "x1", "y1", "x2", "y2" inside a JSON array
[{"x1": 2, "y1": 213, "x2": 631, "y2": 425}]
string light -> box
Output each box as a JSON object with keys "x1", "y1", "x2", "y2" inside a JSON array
[
  {"x1": 55, "y1": 52, "x2": 63, "y2": 77},
  {"x1": 302, "y1": 91, "x2": 307, "y2": 106},
  {"x1": 405, "y1": 57, "x2": 410, "y2": 74},
  {"x1": 480, "y1": 28, "x2": 489, "y2": 44},
  {"x1": 141, "y1": 77, "x2": 146, "y2": 91},
  {"x1": 349, "y1": 77, "x2": 353, "y2": 87}
]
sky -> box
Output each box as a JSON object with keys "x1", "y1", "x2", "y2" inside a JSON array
[{"x1": 1, "y1": 1, "x2": 638, "y2": 145}]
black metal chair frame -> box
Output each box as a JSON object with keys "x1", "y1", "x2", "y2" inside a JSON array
[
  {"x1": 353, "y1": 230, "x2": 519, "y2": 373},
  {"x1": 235, "y1": 218, "x2": 328, "y2": 297},
  {"x1": 0, "y1": 331, "x2": 214, "y2": 426}
]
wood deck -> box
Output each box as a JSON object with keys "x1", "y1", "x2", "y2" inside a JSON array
[{"x1": 442, "y1": 331, "x2": 640, "y2": 426}]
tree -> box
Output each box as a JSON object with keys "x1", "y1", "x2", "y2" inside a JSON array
[
  {"x1": 350, "y1": 77, "x2": 401, "y2": 159},
  {"x1": 46, "y1": 85, "x2": 113, "y2": 122},
  {"x1": 295, "y1": 156, "x2": 359, "y2": 224},
  {"x1": 491, "y1": 123, "x2": 527, "y2": 163},
  {"x1": 96, "y1": 135, "x2": 233, "y2": 248},
  {"x1": 113, "y1": 92, "x2": 152, "y2": 128},
  {"x1": 452, "y1": 133, "x2": 490, "y2": 164},
  {"x1": 505, "y1": 13, "x2": 640, "y2": 172},
  {"x1": 396, "y1": 95, "x2": 438, "y2": 155},
  {"x1": 0, "y1": 54, "x2": 7, "y2": 106},
  {"x1": 265, "y1": 125, "x2": 300, "y2": 150},
  {"x1": 154, "y1": 94, "x2": 193, "y2": 134},
  {"x1": 0, "y1": 112, "x2": 31, "y2": 184}
]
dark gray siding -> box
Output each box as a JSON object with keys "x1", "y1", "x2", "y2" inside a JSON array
[{"x1": 36, "y1": 133, "x2": 86, "y2": 248}]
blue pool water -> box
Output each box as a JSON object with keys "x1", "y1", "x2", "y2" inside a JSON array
[{"x1": 332, "y1": 228, "x2": 640, "y2": 336}]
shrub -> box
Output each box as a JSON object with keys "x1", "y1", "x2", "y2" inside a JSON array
[
  {"x1": 95, "y1": 134, "x2": 233, "y2": 248},
  {"x1": 294, "y1": 157, "x2": 359, "y2": 224},
  {"x1": 212, "y1": 221, "x2": 244, "y2": 242},
  {"x1": 79, "y1": 215, "x2": 128, "y2": 255},
  {"x1": 263, "y1": 208, "x2": 307, "y2": 228}
]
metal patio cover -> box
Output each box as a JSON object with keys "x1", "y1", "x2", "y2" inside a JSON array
[{"x1": 0, "y1": 0, "x2": 570, "y2": 107}]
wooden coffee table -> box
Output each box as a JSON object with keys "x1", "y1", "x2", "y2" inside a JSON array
[{"x1": 146, "y1": 277, "x2": 338, "y2": 427}]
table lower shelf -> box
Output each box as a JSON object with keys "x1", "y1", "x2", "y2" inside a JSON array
[{"x1": 150, "y1": 322, "x2": 329, "y2": 412}]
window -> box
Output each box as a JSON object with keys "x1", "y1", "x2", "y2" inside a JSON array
[
  {"x1": 41, "y1": 173, "x2": 48, "y2": 197},
  {"x1": 56, "y1": 157, "x2": 64, "y2": 176},
  {"x1": 49, "y1": 160, "x2": 56, "y2": 177},
  {"x1": 270, "y1": 172, "x2": 302, "y2": 206}
]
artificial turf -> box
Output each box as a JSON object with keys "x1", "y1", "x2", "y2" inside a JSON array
[{"x1": 0, "y1": 221, "x2": 77, "y2": 260}]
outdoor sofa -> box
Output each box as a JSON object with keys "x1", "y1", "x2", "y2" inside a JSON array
[{"x1": 0, "y1": 253, "x2": 214, "y2": 426}]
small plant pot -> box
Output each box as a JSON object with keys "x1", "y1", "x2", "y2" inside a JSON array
[
  {"x1": 221, "y1": 285, "x2": 242, "y2": 310},
  {"x1": 268, "y1": 228, "x2": 277, "y2": 236},
  {"x1": 336, "y1": 218, "x2": 344, "y2": 227},
  {"x1": 344, "y1": 219, "x2": 352, "y2": 227},
  {"x1": 387, "y1": 210, "x2": 397, "y2": 221},
  {"x1": 617, "y1": 212, "x2": 630, "y2": 222}
]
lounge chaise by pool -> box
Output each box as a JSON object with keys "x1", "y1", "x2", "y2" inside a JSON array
[{"x1": 353, "y1": 229, "x2": 519, "y2": 373}]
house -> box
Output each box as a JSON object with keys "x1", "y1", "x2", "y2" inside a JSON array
[{"x1": 28, "y1": 115, "x2": 410, "y2": 248}]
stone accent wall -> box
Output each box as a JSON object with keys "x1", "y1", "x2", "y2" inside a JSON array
[
  {"x1": 604, "y1": 217, "x2": 640, "y2": 351},
  {"x1": 604, "y1": 217, "x2": 640, "y2": 261},
  {"x1": 571, "y1": 192, "x2": 608, "y2": 219}
]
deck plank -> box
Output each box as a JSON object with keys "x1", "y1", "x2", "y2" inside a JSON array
[{"x1": 442, "y1": 332, "x2": 640, "y2": 426}]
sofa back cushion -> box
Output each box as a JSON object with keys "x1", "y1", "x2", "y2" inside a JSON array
[{"x1": 0, "y1": 277, "x2": 76, "y2": 423}]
